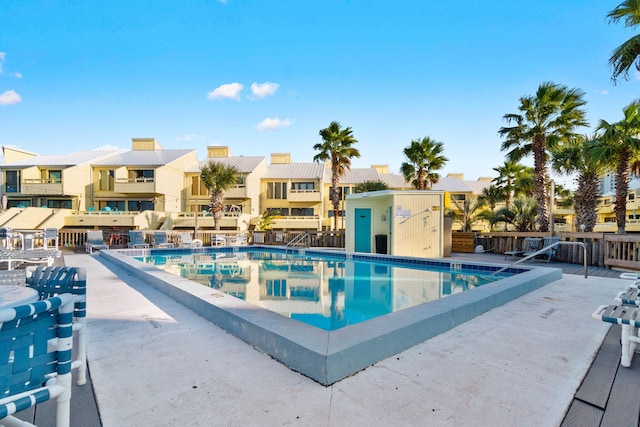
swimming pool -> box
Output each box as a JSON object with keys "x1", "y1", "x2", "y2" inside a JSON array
[
  {"x1": 102, "y1": 246, "x2": 562, "y2": 385},
  {"x1": 133, "y1": 249, "x2": 509, "y2": 331}
]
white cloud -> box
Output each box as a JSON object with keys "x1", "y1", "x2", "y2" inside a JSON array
[
  {"x1": 175, "y1": 133, "x2": 204, "y2": 142},
  {"x1": 0, "y1": 52, "x2": 22, "y2": 78},
  {"x1": 256, "y1": 117, "x2": 293, "y2": 132},
  {"x1": 251, "y1": 82, "x2": 279, "y2": 98},
  {"x1": 0, "y1": 90, "x2": 21, "y2": 106},
  {"x1": 594, "y1": 89, "x2": 609, "y2": 95},
  {"x1": 207, "y1": 83, "x2": 243, "y2": 100}
]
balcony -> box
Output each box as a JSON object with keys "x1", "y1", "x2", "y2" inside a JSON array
[
  {"x1": 273, "y1": 215, "x2": 321, "y2": 230},
  {"x1": 224, "y1": 184, "x2": 247, "y2": 199},
  {"x1": 288, "y1": 189, "x2": 321, "y2": 202},
  {"x1": 22, "y1": 178, "x2": 63, "y2": 195},
  {"x1": 114, "y1": 178, "x2": 156, "y2": 194}
]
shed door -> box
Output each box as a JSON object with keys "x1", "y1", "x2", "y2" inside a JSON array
[{"x1": 354, "y1": 208, "x2": 371, "y2": 253}]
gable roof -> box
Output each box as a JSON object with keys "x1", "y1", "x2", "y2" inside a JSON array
[
  {"x1": 93, "y1": 149, "x2": 194, "y2": 167},
  {"x1": 264, "y1": 163, "x2": 326, "y2": 180},
  {"x1": 0, "y1": 149, "x2": 120, "y2": 168},
  {"x1": 192, "y1": 156, "x2": 266, "y2": 173}
]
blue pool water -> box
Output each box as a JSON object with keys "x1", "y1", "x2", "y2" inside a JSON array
[{"x1": 134, "y1": 248, "x2": 514, "y2": 331}]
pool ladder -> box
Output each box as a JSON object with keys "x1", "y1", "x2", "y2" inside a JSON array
[
  {"x1": 285, "y1": 232, "x2": 309, "y2": 253},
  {"x1": 492, "y1": 240, "x2": 588, "y2": 278}
]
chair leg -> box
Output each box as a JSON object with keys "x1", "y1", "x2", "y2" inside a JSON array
[{"x1": 621, "y1": 324, "x2": 639, "y2": 367}]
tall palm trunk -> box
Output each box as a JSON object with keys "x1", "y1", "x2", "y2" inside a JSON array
[
  {"x1": 211, "y1": 191, "x2": 224, "y2": 231},
  {"x1": 574, "y1": 171, "x2": 600, "y2": 232},
  {"x1": 615, "y1": 148, "x2": 631, "y2": 234},
  {"x1": 331, "y1": 161, "x2": 340, "y2": 230},
  {"x1": 533, "y1": 135, "x2": 549, "y2": 232}
]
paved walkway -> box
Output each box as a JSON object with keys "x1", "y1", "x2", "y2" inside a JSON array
[{"x1": 48, "y1": 251, "x2": 633, "y2": 427}]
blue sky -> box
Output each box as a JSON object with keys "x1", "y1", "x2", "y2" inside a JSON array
[{"x1": 1, "y1": 1, "x2": 638, "y2": 188}]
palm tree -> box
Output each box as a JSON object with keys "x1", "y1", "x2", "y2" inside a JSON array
[
  {"x1": 478, "y1": 184, "x2": 504, "y2": 211},
  {"x1": 199, "y1": 161, "x2": 239, "y2": 231},
  {"x1": 499, "y1": 82, "x2": 588, "y2": 232},
  {"x1": 495, "y1": 195, "x2": 539, "y2": 232},
  {"x1": 492, "y1": 161, "x2": 527, "y2": 207},
  {"x1": 551, "y1": 134, "x2": 604, "y2": 232},
  {"x1": 353, "y1": 180, "x2": 389, "y2": 193},
  {"x1": 608, "y1": 0, "x2": 640, "y2": 82},
  {"x1": 590, "y1": 100, "x2": 640, "y2": 233},
  {"x1": 313, "y1": 121, "x2": 360, "y2": 230},
  {"x1": 446, "y1": 195, "x2": 483, "y2": 232},
  {"x1": 400, "y1": 137, "x2": 448, "y2": 190}
]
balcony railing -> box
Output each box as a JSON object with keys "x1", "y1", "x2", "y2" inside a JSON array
[
  {"x1": 21, "y1": 178, "x2": 64, "y2": 194},
  {"x1": 114, "y1": 178, "x2": 156, "y2": 193},
  {"x1": 288, "y1": 189, "x2": 321, "y2": 202}
]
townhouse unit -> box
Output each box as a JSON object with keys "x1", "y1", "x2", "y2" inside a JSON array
[
  {"x1": 0, "y1": 146, "x2": 120, "y2": 210},
  {"x1": 183, "y1": 145, "x2": 267, "y2": 231},
  {"x1": 261, "y1": 153, "x2": 327, "y2": 231}
]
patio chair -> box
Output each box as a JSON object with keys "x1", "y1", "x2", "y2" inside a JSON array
[
  {"x1": 26, "y1": 266, "x2": 88, "y2": 385},
  {"x1": 179, "y1": 232, "x2": 203, "y2": 248},
  {"x1": 0, "y1": 293, "x2": 75, "y2": 427},
  {"x1": 128, "y1": 230, "x2": 150, "y2": 249},
  {"x1": 504, "y1": 237, "x2": 541, "y2": 260},
  {"x1": 212, "y1": 234, "x2": 226, "y2": 247},
  {"x1": 592, "y1": 304, "x2": 640, "y2": 367},
  {"x1": 233, "y1": 234, "x2": 248, "y2": 246},
  {"x1": 538, "y1": 236, "x2": 561, "y2": 263},
  {"x1": 0, "y1": 246, "x2": 60, "y2": 270},
  {"x1": 43, "y1": 227, "x2": 60, "y2": 250},
  {"x1": 85, "y1": 230, "x2": 109, "y2": 253},
  {"x1": 154, "y1": 231, "x2": 175, "y2": 248},
  {"x1": 0, "y1": 227, "x2": 14, "y2": 249},
  {"x1": 521, "y1": 237, "x2": 543, "y2": 259}
]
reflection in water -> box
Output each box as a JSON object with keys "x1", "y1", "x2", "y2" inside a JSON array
[{"x1": 136, "y1": 251, "x2": 502, "y2": 331}]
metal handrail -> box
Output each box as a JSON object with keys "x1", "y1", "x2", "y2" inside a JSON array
[
  {"x1": 285, "y1": 232, "x2": 309, "y2": 250},
  {"x1": 492, "y1": 241, "x2": 588, "y2": 278}
]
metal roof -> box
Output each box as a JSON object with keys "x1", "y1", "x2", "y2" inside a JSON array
[
  {"x1": 431, "y1": 177, "x2": 474, "y2": 192},
  {"x1": 464, "y1": 179, "x2": 493, "y2": 195},
  {"x1": 92, "y1": 149, "x2": 195, "y2": 166},
  {"x1": 0, "y1": 149, "x2": 120, "y2": 168},
  {"x1": 263, "y1": 163, "x2": 326, "y2": 179},
  {"x1": 192, "y1": 156, "x2": 266, "y2": 173},
  {"x1": 335, "y1": 168, "x2": 380, "y2": 184},
  {"x1": 379, "y1": 173, "x2": 413, "y2": 189}
]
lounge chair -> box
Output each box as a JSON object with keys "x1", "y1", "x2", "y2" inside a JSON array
[
  {"x1": 0, "y1": 227, "x2": 14, "y2": 249},
  {"x1": 86, "y1": 230, "x2": 109, "y2": 253},
  {"x1": 593, "y1": 304, "x2": 640, "y2": 367},
  {"x1": 26, "y1": 266, "x2": 88, "y2": 386},
  {"x1": 179, "y1": 232, "x2": 203, "y2": 248},
  {"x1": 504, "y1": 237, "x2": 541, "y2": 260},
  {"x1": 0, "y1": 293, "x2": 75, "y2": 427},
  {"x1": 41, "y1": 227, "x2": 60, "y2": 250},
  {"x1": 154, "y1": 231, "x2": 175, "y2": 248},
  {"x1": 212, "y1": 234, "x2": 226, "y2": 246},
  {"x1": 128, "y1": 230, "x2": 150, "y2": 248},
  {"x1": 0, "y1": 246, "x2": 60, "y2": 270},
  {"x1": 534, "y1": 236, "x2": 561, "y2": 263},
  {"x1": 232, "y1": 234, "x2": 248, "y2": 246}
]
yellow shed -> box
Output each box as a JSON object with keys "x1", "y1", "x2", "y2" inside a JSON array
[{"x1": 345, "y1": 190, "x2": 444, "y2": 258}]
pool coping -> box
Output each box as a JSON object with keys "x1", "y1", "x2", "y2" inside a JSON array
[{"x1": 100, "y1": 246, "x2": 562, "y2": 386}]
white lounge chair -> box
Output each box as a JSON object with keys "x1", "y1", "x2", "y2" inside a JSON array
[
  {"x1": 179, "y1": 232, "x2": 203, "y2": 248},
  {"x1": 212, "y1": 234, "x2": 226, "y2": 246},
  {"x1": 593, "y1": 304, "x2": 640, "y2": 368},
  {"x1": 42, "y1": 227, "x2": 60, "y2": 249},
  {"x1": 86, "y1": 230, "x2": 109, "y2": 253}
]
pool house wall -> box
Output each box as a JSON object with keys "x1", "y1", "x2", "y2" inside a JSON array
[{"x1": 345, "y1": 190, "x2": 444, "y2": 258}]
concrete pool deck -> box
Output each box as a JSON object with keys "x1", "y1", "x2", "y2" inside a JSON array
[{"x1": 60, "y1": 252, "x2": 629, "y2": 426}]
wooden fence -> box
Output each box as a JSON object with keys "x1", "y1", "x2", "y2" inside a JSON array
[{"x1": 473, "y1": 231, "x2": 640, "y2": 270}]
